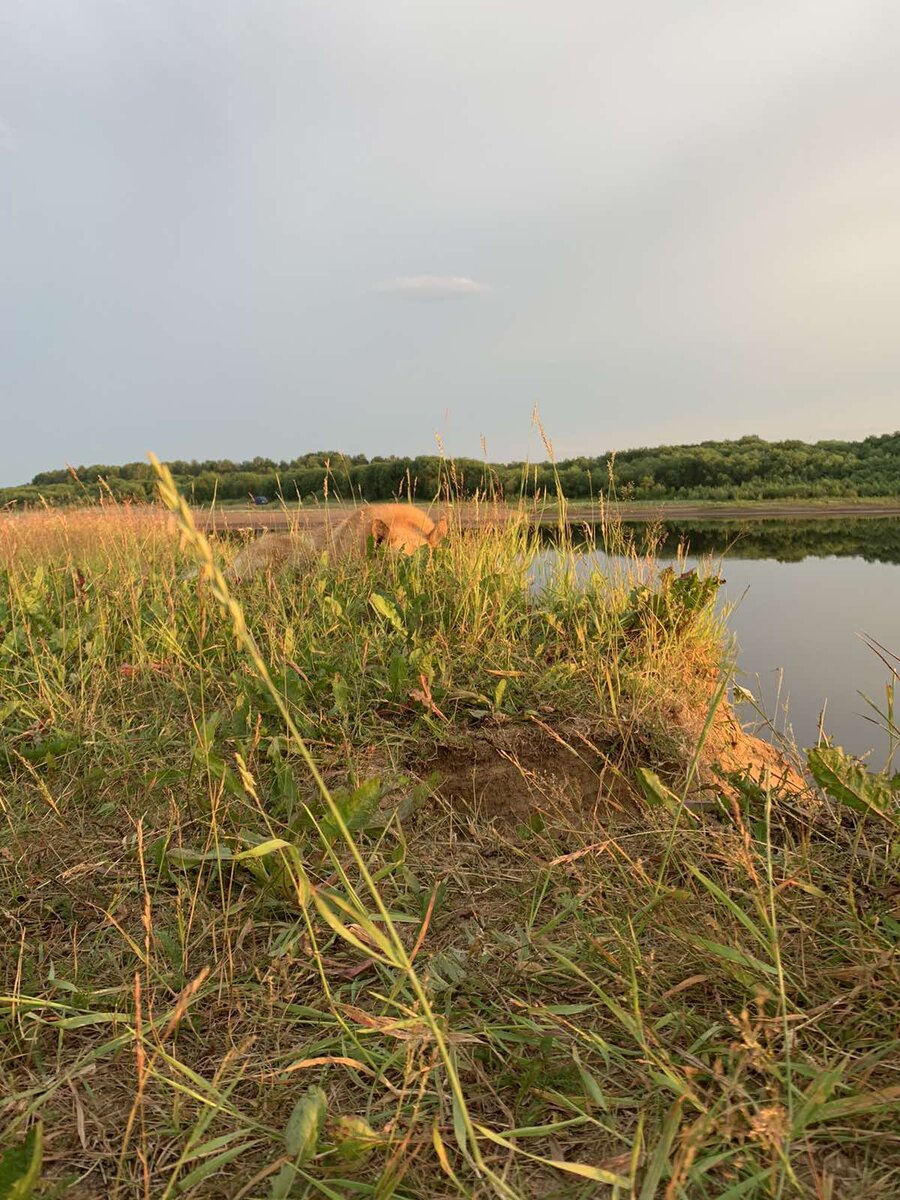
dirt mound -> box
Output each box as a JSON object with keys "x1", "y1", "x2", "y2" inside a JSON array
[
  {"x1": 661, "y1": 684, "x2": 808, "y2": 799},
  {"x1": 415, "y1": 695, "x2": 807, "y2": 824},
  {"x1": 422, "y1": 718, "x2": 633, "y2": 823}
]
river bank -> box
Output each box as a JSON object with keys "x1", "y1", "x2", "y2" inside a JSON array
[{"x1": 195, "y1": 496, "x2": 900, "y2": 534}]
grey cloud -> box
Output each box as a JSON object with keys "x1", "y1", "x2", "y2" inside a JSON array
[{"x1": 1, "y1": 1, "x2": 898, "y2": 485}]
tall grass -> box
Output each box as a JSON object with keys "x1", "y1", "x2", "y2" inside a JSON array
[{"x1": 0, "y1": 481, "x2": 897, "y2": 1199}]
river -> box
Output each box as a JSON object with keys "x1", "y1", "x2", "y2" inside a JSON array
[{"x1": 547, "y1": 517, "x2": 900, "y2": 767}]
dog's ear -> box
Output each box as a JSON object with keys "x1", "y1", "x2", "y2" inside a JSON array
[
  {"x1": 370, "y1": 517, "x2": 390, "y2": 546},
  {"x1": 427, "y1": 516, "x2": 448, "y2": 547}
]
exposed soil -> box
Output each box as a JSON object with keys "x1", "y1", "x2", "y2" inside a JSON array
[
  {"x1": 420, "y1": 718, "x2": 631, "y2": 824},
  {"x1": 665, "y1": 686, "x2": 809, "y2": 799},
  {"x1": 414, "y1": 694, "x2": 808, "y2": 827}
]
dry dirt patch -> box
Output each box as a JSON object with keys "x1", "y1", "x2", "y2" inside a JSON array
[
  {"x1": 414, "y1": 700, "x2": 807, "y2": 827},
  {"x1": 418, "y1": 718, "x2": 633, "y2": 824}
]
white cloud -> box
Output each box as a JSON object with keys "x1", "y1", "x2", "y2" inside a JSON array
[
  {"x1": 0, "y1": 118, "x2": 18, "y2": 151},
  {"x1": 373, "y1": 275, "x2": 489, "y2": 299}
]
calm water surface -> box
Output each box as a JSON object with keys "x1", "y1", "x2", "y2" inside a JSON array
[{"x1": 551, "y1": 519, "x2": 900, "y2": 765}]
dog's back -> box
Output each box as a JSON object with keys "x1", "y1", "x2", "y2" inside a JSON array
[{"x1": 223, "y1": 529, "x2": 313, "y2": 580}]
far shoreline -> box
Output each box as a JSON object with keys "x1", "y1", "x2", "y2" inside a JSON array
[{"x1": 195, "y1": 496, "x2": 900, "y2": 532}]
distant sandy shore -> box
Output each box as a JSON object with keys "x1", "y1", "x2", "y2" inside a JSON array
[{"x1": 195, "y1": 499, "x2": 900, "y2": 533}]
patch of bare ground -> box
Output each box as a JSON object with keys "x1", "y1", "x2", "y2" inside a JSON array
[
  {"x1": 418, "y1": 717, "x2": 632, "y2": 824},
  {"x1": 413, "y1": 693, "x2": 807, "y2": 829}
]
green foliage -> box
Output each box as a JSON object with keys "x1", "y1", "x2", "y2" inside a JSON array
[
  {"x1": 4, "y1": 430, "x2": 900, "y2": 507},
  {"x1": 0, "y1": 1124, "x2": 43, "y2": 1200},
  {"x1": 2, "y1": 497, "x2": 900, "y2": 1197},
  {"x1": 270, "y1": 1086, "x2": 328, "y2": 1194},
  {"x1": 621, "y1": 567, "x2": 723, "y2": 639},
  {"x1": 634, "y1": 767, "x2": 682, "y2": 814},
  {"x1": 807, "y1": 744, "x2": 900, "y2": 825}
]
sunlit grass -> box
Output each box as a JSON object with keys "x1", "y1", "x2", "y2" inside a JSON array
[{"x1": 0, "y1": 481, "x2": 897, "y2": 1199}]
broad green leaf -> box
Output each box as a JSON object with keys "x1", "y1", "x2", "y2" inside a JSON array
[
  {"x1": 331, "y1": 673, "x2": 349, "y2": 715},
  {"x1": 196, "y1": 711, "x2": 224, "y2": 751},
  {"x1": 233, "y1": 840, "x2": 311, "y2": 907},
  {"x1": 54, "y1": 1012, "x2": 123, "y2": 1030},
  {"x1": 634, "y1": 767, "x2": 680, "y2": 812},
  {"x1": 232, "y1": 838, "x2": 294, "y2": 861},
  {"x1": 388, "y1": 651, "x2": 409, "y2": 698},
  {"x1": 0, "y1": 1122, "x2": 43, "y2": 1200},
  {"x1": 167, "y1": 846, "x2": 234, "y2": 867},
  {"x1": 369, "y1": 592, "x2": 406, "y2": 634},
  {"x1": 331, "y1": 1115, "x2": 379, "y2": 1163},
  {"x1": 284, "y1": 1086, "x2": 327, "y2": 1162},
  {"x1": 269, "y1": 1163, "x2": 296, "y2": 1200},
  {"x1": 320, "y1": 778, "x2": 385, "y2": 843},
  {"x1": 807, "y1": 746, "x2": 899, "y2": 825}
]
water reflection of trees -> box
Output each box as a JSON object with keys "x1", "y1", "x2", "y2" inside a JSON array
[{"x1": 560, "y1": 518, "x2": 900, "y2": 564}]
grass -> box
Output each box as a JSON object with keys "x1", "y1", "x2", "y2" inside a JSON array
[{"x1": 0, "y1": 478, "x2": 898, "y2": 1199}]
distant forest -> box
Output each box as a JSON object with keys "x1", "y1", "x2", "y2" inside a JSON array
[{"x1": 3, "y1": 433, "x2": 900, "y2": 507}]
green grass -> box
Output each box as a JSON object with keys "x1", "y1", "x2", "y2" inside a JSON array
[{"x1": 0, "y1": 481, "x2": 898, "y2": 1199}]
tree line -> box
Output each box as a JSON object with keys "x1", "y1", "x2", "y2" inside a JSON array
[{"x1": 3, "y1": 433, "x2": 899, "y2": 508}]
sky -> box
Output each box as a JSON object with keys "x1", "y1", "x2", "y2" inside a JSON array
[{"x1": 2, "y1": 1, "x2": 899, "y2": 485}]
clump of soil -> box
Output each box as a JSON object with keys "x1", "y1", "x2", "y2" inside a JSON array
[
  {"x1": 658, "y1": 678, "x2": 808, "y2": 800},
  {"x1": 421, "y1": 717, "x2": 632, "y2": 823},
  {"x1": 415, "y1": 692, "x2": 807, "y2": 825}
]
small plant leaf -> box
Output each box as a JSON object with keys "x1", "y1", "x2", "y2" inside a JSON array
[
  {"x1": 369, "y1": 592, "x2": 406, "y2": 634},
  {"x1": 284, "y1": 1086, "x2": 327, "y2": 1162},
  {"x1": 330, "y1": 1115, "x2": 379, "y2": 1163},
  {"x1": 807, "y1": 745, "x2": 900, "y2": 825},
  {"x1": 232, "y1": 837, "x2": 296, "y2": 862},
  {"x1": 268, "y1": 1163, "x2": 296, "y2": 1200},
  {"x1": 634, "y1": 767, "x2": 680, "y2": 812},
  {"x1": 331, "y1": 672, "x2": 349, "y2": 716},
  {"x1": 167, "y1": 846, "x2": 234, "y2": 867},
  {"x1": 319, "y1": 778, "x2": 385, "y2": 843},
  {"x1": 0, "y1": 1122, "x2": 43, "y2": 1200}
]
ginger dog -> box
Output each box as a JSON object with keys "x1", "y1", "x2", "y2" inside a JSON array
[{"x1": 225, "y1": 504, "x2": 448, "y2": 580}]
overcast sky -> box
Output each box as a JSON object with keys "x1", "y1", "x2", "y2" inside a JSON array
[{"x1": 2, "y1": 1, "x2": 899, "y2": 484}]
